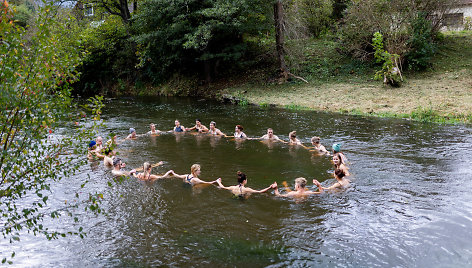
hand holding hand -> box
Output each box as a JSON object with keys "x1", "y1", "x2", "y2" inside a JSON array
[{"x1": 158, "y1": 161, "x2": 164, "y2": 165}]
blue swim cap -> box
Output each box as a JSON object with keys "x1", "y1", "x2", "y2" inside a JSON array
[
  {"x1": 129, "y1": 128, "x2": 136, "y2": 134},
  {"x1": 89, "y1": 140, "x2": 96, "y2": 148},
  {"x1": 332, "y1": 143, "x2": 341, "y2": 152}
]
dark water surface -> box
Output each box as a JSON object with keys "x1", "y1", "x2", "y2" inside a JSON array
[{"x1": 4, "y1": 97, "x2": 472, "y2": 267}]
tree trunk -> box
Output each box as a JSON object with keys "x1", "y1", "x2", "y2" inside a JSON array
[
  {"x1": 274, "y1": 0, "x2": 288, "y2": 74},
  {"x1": 133, "y1": 0, "x2": 137, "y2": 12}
]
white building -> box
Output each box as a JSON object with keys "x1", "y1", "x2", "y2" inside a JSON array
[{"x1": 443, "y1": 0, "x2": 472, "y2": 30}]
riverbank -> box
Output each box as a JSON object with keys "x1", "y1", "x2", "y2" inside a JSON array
[{"x1": 217, "y1": 31, "x2": 472, "y2": 124}]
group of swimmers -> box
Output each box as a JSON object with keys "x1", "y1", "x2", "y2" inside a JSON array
[{"x1": 87, "y1": 119, "x2": 351, "y2": 198}]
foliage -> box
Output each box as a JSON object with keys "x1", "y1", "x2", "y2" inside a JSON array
[
  {"x1": 75, "y1": 15, "x2": 136, "y2": 95},
  {"x1": 10, "y1": 3, "x2": 33, "y2": 27},
  {"x1": 372, "y1": 32, "x2": 402, "y2": 86},
  {"x1": 405, "y1": 12, "x2": 436, "y2": 70},
  {"x1": 132, "y1": 0, "x2": 272, "y2": 83},
  {"x1": 339, "y1": 0, "x2": 457, "y2": 61},
  {"x1": 0, "y1": 2, "x2": 104, "y2": 262},
  {"x1": 464, "y1": 17, "x2": 472, "y2": 31},
  {"x1": 284, "y1": 0, "x2": 333, "y2": 38}
]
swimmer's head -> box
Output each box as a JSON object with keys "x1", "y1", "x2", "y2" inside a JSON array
[
  {"x1": 210, "y1": 121, "x2": 216, "y2": 128},
  {"x1": 196, "y1": 119, "x2": 201, "y2": 125},
  {"x1": 143, "y1": 162, "x2": 151, "y2": 172},
  {"x1": 294, "y1": 177, "x2": 307, "y2": 189},
  {"x1": 191, "y1": 164, "x2": 201, "y2": 176},
  {"x1": 113, "y1": 157, "x2": 122, "y2": 167},
  {"x1": 88, "y1": 140, "x2": 96, "y2": 149},
  {"x1": 332, "y1": 143, "x2": 341, "y2": 152},
  {"x1": 150, "y1": 123, "x2": 155, "y2": 129},
  {"x1": 104, "y1": 148, "x2": 112, "y2": 156},
  {"x1": 129, "y1": 128, "x2": 136, "y2": 134},
  {"x1": 335, "y1": 168, "x2": 346, "y2": 179},
  {"x1": 289, "y1": 131, "x2": 297, "y2": 139},
  {"x1": 333, "y1": 153, "x2": 343, "y2": 165},
  {"x1": 237, "y1": 171, "x2": 247, "y2": 184},
  {"x1": 175, "y1": 120, "x2": 180, "y2": 126},
  {"x1": 311, "y1": 136, "x2": 320, "y2": 144},
  {"x1": 267, "y1": 128, "x2": 274, "y2": 135},
  {"x1": 96, "y1": 136, "x2": 103, "y2": 145},
  {"x1": 235, "y1": 125, "x2": 243, "y2": 131}
]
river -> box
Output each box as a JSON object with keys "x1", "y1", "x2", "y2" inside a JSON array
[{"x1": 4, "y1": 97, "x2": 472, "y2": 267}]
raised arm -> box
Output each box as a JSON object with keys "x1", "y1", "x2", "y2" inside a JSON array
[{"x1": 311, "y1": 179, "x2": 324, "y2": 194}]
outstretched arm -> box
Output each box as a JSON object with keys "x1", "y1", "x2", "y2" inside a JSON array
[
  {"x1": 216, "y1": 178, "x2": 231, "y2": 190},
  {"x1": 191, "y1": 177, "x2": 216, "y2": 185},
  {"x1": 247, "y1": 182, "x2": 277, "y2": 194},
  {"x1": 311, "y1": 179, "x2": 324, "y2": 194}
]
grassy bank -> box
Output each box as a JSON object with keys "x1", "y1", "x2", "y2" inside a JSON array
[{"x1": 218, "y1": 31, "x2": 472, "y2": 124}]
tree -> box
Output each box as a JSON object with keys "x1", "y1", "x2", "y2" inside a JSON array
[
  {"x1": 133, "y1": 0, "x2": 272, "y2": 83},
  {"x1": 0, "y1": 2, "x2": 103, "y2": 263}
]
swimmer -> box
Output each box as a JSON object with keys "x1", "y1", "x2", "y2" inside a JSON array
[
  {"x1": 273, "y1": 178, "x2": 323, "y2": 197},
  {"x1": 148, "y1": 123, "x2": 161, "y2": 135},
  {"x1": 310, "y1": 136, "x2": 329, "y2": 155},
  {"x1": 103, "y1": 148, "x2": 114, "y2": 167},
  {"x1": 186, "y1": 119, "x2": 208, "y2": 133},
  {"x1": 111, "y1": 157, "x2": 136, "y2": 177},
  {"x1": 88, "y1": 140, "x2": 104, "y2": 160},
  {"x1": 95, "y1": 136, "x2": 103, "y2": 152},
  {"x1": 332, "y1": 143, "x2": 348, "y2": 163},
  {"x1": 216, "y1": 171, "x2": 276, "y2": 197},
  {"x1": 258, "y1": 128, "x2": 281, "y2": 141},
  {"x1": 323, "y1": 168, "x2": 350, "y2": 190},
  {"x1": 105, "y1": 135, "x2": 118, "y2": 150},
  {"x1": 333, "y1": 153, "x2": 350, "y2": 176},
  {"x1": 171, "y1": 164, "x2": 217, "y2": 185},
  {"x1": 288, "y1": 131, "x2": 302, "y2": 145},
  {"x1": 126, "y1": 128, "x2": 137, "y2": 139},
  {"x1": 172, "y1": 120, "x2": 186, "y2": 133},
  {"x1": 233, "y1": 125, "x2": 247, "y2": 139},
  {"x1": 133, "y1": 162, "x2": 174, "y2": 182},
  {"x1": 208, "y1": 121, "x2": 225, "y2": 136}
]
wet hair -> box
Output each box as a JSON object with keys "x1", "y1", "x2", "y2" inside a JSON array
[
  {"x1": 335, "y1": 168, "x2": 346, "y2": 179},
  {"x1": 289, "y1": 131, "x2": 297, "y2": 138},
  {"x1": 210, "y1": 121, "x2": 216, "y2": 126},
  {"x1": 113, "y1": 157, "x2": 122, "y2": 167},
  {"x1": 267, "y1": 128, "x2": 273, "y2": 132},
  {"x1": 143, "y1": 162, "x2": 152, "y2": 176},
  {"x1": 295, "y1": 177, "x2": 307, "y2": 188},
  {"x1": 150, "y1": 123, "x2": 155, "y2": 128},
  {"x1": 237, "y1": 171, "x2": 247, "y2": 184},
  {"x1": 175, "y1": 120, "x2": 180, "y2": 123},
  {"x1": 311, "y1": 136, "x2": 320, "y2": 143},
  {"x1": 191, "y1": 164, "x2": 201, "y2": 176},
  {"x1": 196, "y1": 119, "x2": 201, "y2": 123},
  {"x1": 236, "y1": 125, "x2": 243, "y2": 131}
]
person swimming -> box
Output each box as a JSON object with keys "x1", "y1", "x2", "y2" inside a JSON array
[
  {"x1": 103, "y1": 148, "x2": 114, "y2": 167},
  {"x1": 259, "y1": 128, "x2": 281, "y2": 141},
  {"x1": 111, "y1": 157, "x2": 136, "y2": 177},
  {"x1": 273, "y1": 177, "x2": 323, "y2": 197},
  {"x1": 95, "y1": 136, "x2": 103, "y2": 152},
  {"x1": 332, "y1": 143, "x2": 348, "y2": 163},
  {"x1": 288, "y1": 131, "x2": 302, "y2": 145},
  {"x1": 186, "y1": 119, "x2": 208, "y2": 133},
  {"x1": 208, "y1": 121, "x2": 226, "y2": 136},
  {"x1": 311, "y1": 136, "x2": 329, "y2": 155},
  {"x1": 323, "y1": 168, "x2": 350, "y2": 190},
  {"x1": 332, "y1": 153, "x2": 350, "y2": 176},
  {"x1": 216, "y1": 171, "x2": 276, "y2": 198},
  {"x1": 148, "y1": 123, "x2": 161, "y2": 135},
  {"x1": 88, "y1": 140, "x2": 104, "y2": 160},
  {"x1": 171, "y1": 164, "x2": 217, "y2": 185},
  {"x1": 172, "y1": 120, "x2": 186, "y2": 133},
  {"x1": 126, "y1": 128, "x2": 137, "y2": 139},
  {"x1": 233, "y1": 125, "x2": 247, "y2": 139},
  {"x1": 133, "y1": 162, "x2": 174, "y2": 182}
]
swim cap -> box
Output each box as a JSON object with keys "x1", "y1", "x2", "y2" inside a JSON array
[
  {"x1": 129, "y1": 128, "x2": 136, "y2": 134},
  {"x1": 332, "y1": 143, "x2": 341, "y2": 152},
  {"x1": 88, "y1": 140, "x2": 96, "y2": 148}
]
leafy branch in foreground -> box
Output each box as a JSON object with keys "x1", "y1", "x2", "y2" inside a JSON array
[{"x1": 1, "y1": 0, "x2": 105, "y2": 262}]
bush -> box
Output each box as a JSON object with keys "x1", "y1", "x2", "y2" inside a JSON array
[{"x1": 405, "y1": 12, "x2": 436, "y2": 71}]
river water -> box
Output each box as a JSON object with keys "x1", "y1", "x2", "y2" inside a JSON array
[{"x1": 4, "y1": 97, "x2": 472, "y2": 267}]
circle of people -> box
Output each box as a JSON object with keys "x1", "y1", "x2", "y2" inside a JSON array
[{"x1": 87, "y1": 119, "x2": 351, "y2": 198}]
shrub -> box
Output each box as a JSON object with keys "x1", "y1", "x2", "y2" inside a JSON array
[{"x1": 405, "y1": 12, "x2": 436, "y2": 70}]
